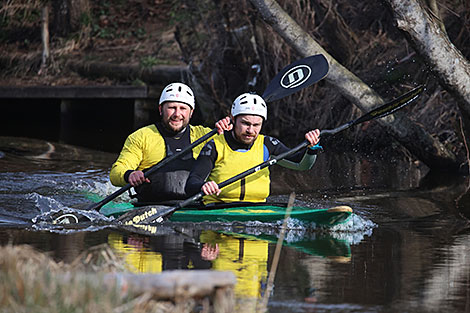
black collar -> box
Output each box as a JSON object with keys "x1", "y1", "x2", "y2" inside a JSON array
[
  {"x1": 224, "y1": 130, "x2": 255, "y2": 151},
  {"x1": 155, "y1": 121, "x2": 188, "y2": 138}
]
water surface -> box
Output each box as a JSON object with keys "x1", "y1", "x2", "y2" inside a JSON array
[{"x1": 1, "y1": 136, "x2": 469, "y2": 312}]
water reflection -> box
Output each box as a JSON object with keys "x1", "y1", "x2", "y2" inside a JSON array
[
  {"x1": 108, "y1": 233, "x2": 163, "y2": 273},
  {"x1": 421, "y1": 233, "x2": 470, "y2": 312},
  {"x1": 2, "y1": 136, "x2": 470, "y2": 312},
  {"x1": 106, "y1": 230, "x2": 269, "y2": 300},
  {"x1": 105, "y1": 228, "x2": 353, "y2": 311}
]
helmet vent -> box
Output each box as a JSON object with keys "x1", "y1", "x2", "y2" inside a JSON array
[
  {"x1": 231, "y1": 92, "x2": 267, "y2": 120},
  {"x1": 159, "y1": 82, "x2": 195, "y2": 109}
]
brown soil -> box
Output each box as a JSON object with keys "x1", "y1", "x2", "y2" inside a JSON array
[{"x1": 0, "y1": 0, "x2": 182, "y2": 86}]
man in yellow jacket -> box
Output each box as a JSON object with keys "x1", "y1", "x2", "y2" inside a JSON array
[
  {"x1": 110, "y1": 82, "x2": 231, "y2": 203},
  {"x1": 185, "y1": 93, "x2": 321, "y2": 204}
]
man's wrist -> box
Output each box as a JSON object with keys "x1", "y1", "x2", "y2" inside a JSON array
[{"x1": 124, "y1": 170, "x2": 134, "y2": 183}]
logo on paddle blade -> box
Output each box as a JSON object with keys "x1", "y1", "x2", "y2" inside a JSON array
[
  {"x1": 52, "y1": 213, "x2": 79, "y2": 224},
  {"x1": 281, "y1": 65, "x2": 312, "y2": 89}
]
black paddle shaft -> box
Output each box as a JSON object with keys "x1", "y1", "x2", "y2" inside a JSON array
[{"x1": 121, "y1": 84, "x2": 425, "y2": 225}]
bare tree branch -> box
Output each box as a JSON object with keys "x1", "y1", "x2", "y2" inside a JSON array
[
  {"x1": 248, "y1": 0, "x2": 459, "y2": 171},
  {"x1": 385, "y1": 0, "x2": 470, "y2": 128}
]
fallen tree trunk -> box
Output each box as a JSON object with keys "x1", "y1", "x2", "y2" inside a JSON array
[
  {"x1": 248, "y1": 0, "x2": 460, "y2": 171},
  {"x1": 67, "y1": 60, "x2": 189, "y2": 85},
  {"x1": 384, "y1": 0, "x2": 470, "y2": 154},
  {"x1": 102, "y1": 270, "x2": 236, "y2": 300},
  {"x1": 58, "y1": 270, "x2": 235, "y2": 313}
]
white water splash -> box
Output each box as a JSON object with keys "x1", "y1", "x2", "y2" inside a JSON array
[
  {"x1": 71, "y1": 179, "x2": 131, "y2": 203},
  {"x1": 31, "y1": 206, "x2": 112, "y2": 224},
  {"x1": 327, "y1": 213, "x2": 377, "y2": 245},
  {"x1": 214, "y1": 212, "x2": 376, "y2": 246},
  {"x1": 329, "y1": 213, "x2": 377, "y2": 232},
  {"x1": 31, "y1": 221, "x2": 112, "y2": 234},
  {"x1": 27, "y1": 193, "x2": 68, "y2": 214},
  {"x1": 28, "y1": 192, "x2": 113, "y2": 228}
]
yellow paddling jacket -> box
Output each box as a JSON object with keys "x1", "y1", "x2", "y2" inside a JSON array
[
  {"x1": 204, "y1": 134, "x2": 270, "y2": 204},
  {"x1": 110, "y1": 124, "x2": 211, "y2": 187}
]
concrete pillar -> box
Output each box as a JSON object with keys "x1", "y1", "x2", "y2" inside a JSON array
[
  {"x1": 134, "y1": 98, "x2": 156, "y2": 129},
  {"x1": 59, "y1": 99, "x2": 74, "y2": 144}
]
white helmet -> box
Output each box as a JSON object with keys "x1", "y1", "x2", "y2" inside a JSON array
[
  {"x1": 231, "y1": 93, "x2": 267, "y2": 120},
  {"x1": 159, "y1": 83, "x2": 195, "y2": 109}
]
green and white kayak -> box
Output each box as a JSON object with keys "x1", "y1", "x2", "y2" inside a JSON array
[{"x1": 99, "y1": 201, "x2": 353, "y2": 227}]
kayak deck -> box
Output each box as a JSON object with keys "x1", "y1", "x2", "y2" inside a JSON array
[
  {"x1": 100, "y1": 203, "x2": 353, "y2": 227},
  {"x1": 173, "y1": 205, "x2": 352, "y2": 225}
]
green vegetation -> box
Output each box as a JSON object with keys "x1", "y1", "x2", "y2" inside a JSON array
[
  {"x1": 134, "y1": 27, "x2": 147, "y2": 40},
  {"x1": 139, "y1": 56, "x2": 160, "y2": 68},
  {"x1": 92, "y1": 24, "x2": 115, "y2": 39}
]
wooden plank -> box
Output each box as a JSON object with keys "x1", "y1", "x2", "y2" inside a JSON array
[{"x1": 0, "y1": 86, "x2": 148, "y2": 99}]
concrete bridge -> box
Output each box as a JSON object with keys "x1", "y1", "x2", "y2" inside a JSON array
[{"x1": 0, "y1": 85, "x2": 160, "y2": 152}]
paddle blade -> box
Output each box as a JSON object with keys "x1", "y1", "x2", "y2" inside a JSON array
[
  {"x1": 353, "y1": 85, "x2": 425, "y2": 125},
  {"x1": 262, "y1": 54, "x2": 329, "y2": 102}
]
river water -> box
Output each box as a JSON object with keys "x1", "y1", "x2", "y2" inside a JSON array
[{"x1": 1, "y1": 136, "x2": 470, "y2": 312}]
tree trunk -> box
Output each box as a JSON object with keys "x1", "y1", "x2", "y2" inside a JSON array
[
  {"x1": 384, "y1": 0, "x2": 470, "y2": 161},
  {"x1": 52, "y1": 0, "x2": 90, "y2": 36},
  {"x1": 40, "y1": 6, "x2": 50, "y2": 74},
  {"x1": 248, "y1": 0, "x2": 459, "y2": 171}
]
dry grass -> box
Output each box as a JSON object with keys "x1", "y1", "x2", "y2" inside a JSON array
[
  {"x1": 0, "y1": 244, "x2": 204, "y2": 313},
  {"x1": 0, "y1": 0, "x2": 42, "y2": 27}
]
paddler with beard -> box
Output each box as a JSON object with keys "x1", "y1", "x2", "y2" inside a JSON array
[
  {"x1": 110, "y1": 82, "x2": 231, "y2": 204},
  {"x1": 185, "y1": 93, "x2": 322, "y2": 203}
]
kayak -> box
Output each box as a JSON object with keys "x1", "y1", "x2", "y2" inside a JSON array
[{"x1": 99, "y1": 201, "x2": 353, "y2": 227}]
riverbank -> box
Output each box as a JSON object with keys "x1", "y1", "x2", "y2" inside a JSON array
[{"x1": 1, "y1": 244, "x2": 235, "y2": 313}]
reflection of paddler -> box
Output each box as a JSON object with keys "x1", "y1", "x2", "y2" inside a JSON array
[
  {"x1": 108, "y1": 232, "x2": 162, "y2": 273},
  {"x1": 108, "y1": 232, "x2": 213, "y2": 272},
  {"x1": 200, "y1": 231, "x2": 268, "y2": 299}
]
